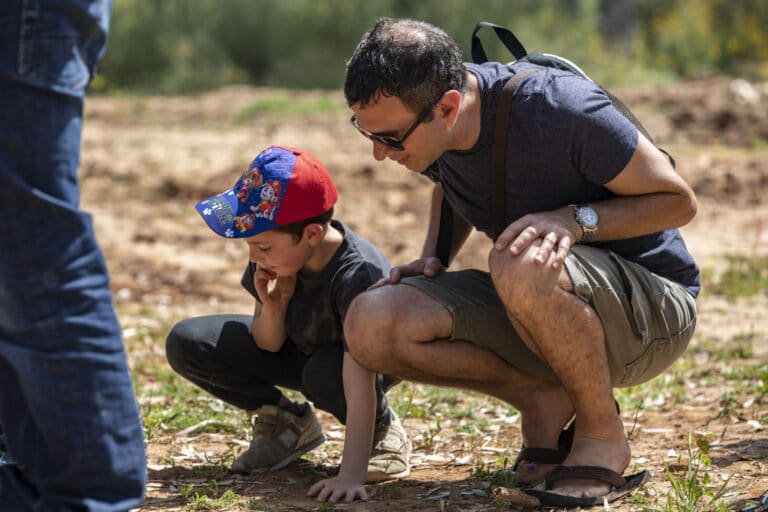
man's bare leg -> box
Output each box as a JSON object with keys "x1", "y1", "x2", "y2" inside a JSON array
[
  {"x1": 489, "y1": 242, "x2": 630, "y2": 499},
  {"x1": 344, "y1": 283, "x2": 575, "y2": 479}
]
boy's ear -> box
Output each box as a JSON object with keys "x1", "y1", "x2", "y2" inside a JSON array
[{"x1": 302, "y1": 223, "x2": 324, "y2": 246}]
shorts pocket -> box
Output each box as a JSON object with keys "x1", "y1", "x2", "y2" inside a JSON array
[
  {"x1": 610, "y1": 253, "x2": 679, "y2": 345},
  {"x1": 620, "y1": 314, "x2": 696, "y2": 386}
]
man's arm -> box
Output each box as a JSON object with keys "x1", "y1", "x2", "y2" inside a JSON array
[
  {"x1": 495, "y1": 131, "x2": 697, "y2": 268},
  {"x1": 422, "y1": 184, "x2": 474, "y2": 265},
  {"x1": 307, "y1": 352, "x2": 375, "y2": 502},
  {"x1": 587, "y1": 133, "x2": 697, "y2": 240},
  {"x1": 371, "y1": 184, "x2": 473, "y2": 286}
]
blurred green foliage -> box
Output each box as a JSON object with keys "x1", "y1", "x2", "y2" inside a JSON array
[{"x1": 97, "y1": 0, "x2": 768, "y2": 94}]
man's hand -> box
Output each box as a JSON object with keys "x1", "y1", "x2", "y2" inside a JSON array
[
  {"x1": 369, "y1": 257, "x2": 444, "y2": 289},
  {"x1": 493, "y1": 207, "x2": 581, "y2": 270},
  {"x1": 253, "y1": 266, "x2": 296, "y2": 310},
  {"x1": 307, "y1": 476, "x2": 367, "y2": 503}
]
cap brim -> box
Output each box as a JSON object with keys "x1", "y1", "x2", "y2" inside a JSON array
[{"x1": 195, "y1": 189, "x2": 275, "y2": 238}]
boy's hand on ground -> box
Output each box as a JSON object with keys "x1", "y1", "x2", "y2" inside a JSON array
[
  {"x1": 253, "y1": 267, "x2": 296, "y2": 309},
  {"x1": 307, "y1": 477, "x2": 367, "y2": 503},
  {"x1": 368, "y1": 257, "x2": 444, "y2": 289}
]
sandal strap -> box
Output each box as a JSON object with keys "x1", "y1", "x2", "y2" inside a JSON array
[
  {"x1": 545, "y1": 465, "x2": 628, "y2": 490},
  {"x1": 516, "y1": 447, "x2": 568, "y2": 466}
]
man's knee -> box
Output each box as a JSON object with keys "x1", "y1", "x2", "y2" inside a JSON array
[
  {"x1": 489, "y1": 242, "x2": 571, "y2": 305},
  {"x1": 488, "y1": 245, "x2": 537, "y2": 300},
  {"x1": 344, "y1": 288, "x2": 398, "y2": 368}
]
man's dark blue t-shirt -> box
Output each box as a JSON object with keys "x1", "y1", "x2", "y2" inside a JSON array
[{"x1": 427, "y1": 61, "x2": 700, "y2": 296}]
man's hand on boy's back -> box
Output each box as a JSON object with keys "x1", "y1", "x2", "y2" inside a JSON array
[{"x1": 253, "y1": 266, "x2": 297, "y2": 311}]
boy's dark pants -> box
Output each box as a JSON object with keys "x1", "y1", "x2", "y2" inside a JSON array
[{"x1": 166, "y1": 314, "x2": 394, "y2": 427}]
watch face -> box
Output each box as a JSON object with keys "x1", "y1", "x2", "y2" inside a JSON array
[{"x1": 577, "y1": 207, "x2": 599, "y2": 228}]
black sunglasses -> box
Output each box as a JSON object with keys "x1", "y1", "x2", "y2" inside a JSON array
[{"x1": 350, "y1": 103, "x2": 435, "y2": 151}]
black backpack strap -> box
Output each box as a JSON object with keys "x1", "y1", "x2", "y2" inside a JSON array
[
  {"x1": 471, "y1": 21, "x2": 528, "y2": 64},
  {"x1": 490, "y1": 68, "x2": 540, "y2": 240},
  {"x1": 435, "y1": 195, "x2": 454, "y2": 268}
]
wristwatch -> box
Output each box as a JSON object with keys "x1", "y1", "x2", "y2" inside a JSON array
[{"x1": 574, "y1": 204, "x2": 599, "y2": 243}]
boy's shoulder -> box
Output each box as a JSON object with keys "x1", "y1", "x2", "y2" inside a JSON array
[{"x1": 330, "y1": 220, "x2": 390, "y2": 272}]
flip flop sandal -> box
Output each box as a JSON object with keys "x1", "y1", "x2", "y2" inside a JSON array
[
  {"x1": 513, "y1": 398, "x2": 620, "y2": 473},
  {"x1": 525, "y1": 465, "x2": 650, "y2": 508},
  {"x1": 512, "y1": 420, "x2": 574, "y2": 472},
  {"x1": 738, "y1": 492, "x2": 768, "y2": 512}
]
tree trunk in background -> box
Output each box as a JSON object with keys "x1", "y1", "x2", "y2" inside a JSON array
[{"x1": 600, "y1": 0, "x2": 637, "y2": 58}]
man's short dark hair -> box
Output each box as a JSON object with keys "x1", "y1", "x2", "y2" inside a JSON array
[
  {"x1": 344, "y1": 18, "x2": 466, "y2": 117},
  {"x1": 271, "y1": 207, "x2": 334, "y2": 241}
]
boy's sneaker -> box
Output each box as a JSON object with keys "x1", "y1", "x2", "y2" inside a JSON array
[
  {"x1": 230, "y1": 403, "x2": 326, "y2": 473},
  {"x1": 366, "y1": 410, "x2": 411, "y2": 482}
]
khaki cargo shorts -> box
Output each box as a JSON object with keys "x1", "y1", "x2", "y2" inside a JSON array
[{"x1": 399, "y1": 245, "x2": 697, "y2": 387}]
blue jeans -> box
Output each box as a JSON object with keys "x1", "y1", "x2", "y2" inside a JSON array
[{"x1": 0, "y1": 1, "x2": 146, "y2": 510}]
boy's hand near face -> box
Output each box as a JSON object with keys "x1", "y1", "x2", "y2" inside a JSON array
[
  {"x1": 253, "y1": 265, "x2": 297, "y2": 311},
  {"x1": 250, "y1": 264, "x2": 296, "y2": 352}
]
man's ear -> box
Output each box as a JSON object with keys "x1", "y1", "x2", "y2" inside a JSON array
[
  {"x1": 437, "y1": 90, "x2": 462, "y2": 127},
  {"x1": 302, "y1": 223, "x2": 324, "y2": 246}
]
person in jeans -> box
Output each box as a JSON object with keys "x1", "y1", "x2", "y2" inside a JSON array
[
  {"x1": 0, "y1": 0, "x2": 147, "y2": 510},
  {"x1": 165, "y1": 145, "x2": 411, "y2": 503}
]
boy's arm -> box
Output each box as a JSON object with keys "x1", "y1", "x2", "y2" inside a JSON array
[
  {"x1": 307, "y1": 352, "x2": 375, "y2": 502},
  {"x1": 250, "y1": 267, "x2": 296, "y2": 352}
]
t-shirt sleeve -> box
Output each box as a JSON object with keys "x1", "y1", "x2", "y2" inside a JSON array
[
  {"x1": 333, "y1": 262, "x2": 385, "y2": 324},
  {"x1": 550, "y1": 76, "x2": 639, "y2": 185},
  {"x1": 331, "y1": 261, "x2": 387, "y2": 351}
]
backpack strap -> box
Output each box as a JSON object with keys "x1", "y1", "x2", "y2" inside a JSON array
[
  {"x1": 472, "y1": 21, "x2": 528, "y2": 64},
  {"x1": 434, "y1": 194, "x2": 454, "y2": 267},
  {"x1": 490, "y1": 68, "x2": 540, "y2": 240}
]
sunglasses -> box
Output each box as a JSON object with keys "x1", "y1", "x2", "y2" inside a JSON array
[{"x1": 350, "y1": 102, "x2": 435, "y2": 151}]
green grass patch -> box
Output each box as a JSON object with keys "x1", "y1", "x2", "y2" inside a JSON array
[
  {"x1": 180, "y1": 484, "x2": 244, "y2": 511},
  {"x1": 235, "y1": 94, "x2": 344, "y2": 121},
  {"x1": 702, "y1": 255, "x2": 768, "y2": 298},
  {"x1": 134, "y1": 366, "x2": 247, "y2": 439},
  {"x1": 639, "y1": 435, "x2": 741, "y2": 512}
]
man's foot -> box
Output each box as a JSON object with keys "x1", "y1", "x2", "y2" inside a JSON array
[
  {"x1": 529, "y1": 418, "x2": 632, "y2": 501},
  {"x1": 366, "y1": 409, "x2": 411, "y2": 482},
  {"x1": 515, "y1": 386, "x2": 575, "y2": 484},
  {"x1": 230, "y1": 403, "x2": 326, "y2": 473},
  {"x1": 526, "y1": 465, "x2": 650, "y2": 508}
]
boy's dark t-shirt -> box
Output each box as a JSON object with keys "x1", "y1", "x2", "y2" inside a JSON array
[
  {"x1": 425, "y1": 61, "x2": 700, "y2": 296},
  {"x1": 241, "y1": 220, "x2": 390, "y2": 354}
]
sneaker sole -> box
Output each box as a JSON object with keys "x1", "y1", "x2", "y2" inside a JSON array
[
  {"x1": 269, "y1": 433, "x2": 327, "y2": 471},
  {"x1": 366, "y1": 466, "x2": 411, "y2": 482}
]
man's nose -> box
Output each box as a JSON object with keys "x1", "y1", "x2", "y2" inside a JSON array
[{"x1": 372, "y1": 141, "x2": 392, "y2": 161}]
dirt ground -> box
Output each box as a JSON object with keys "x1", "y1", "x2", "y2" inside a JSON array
[{"x1": 79, "y1": 76, "x2": 768, "y2": 511}]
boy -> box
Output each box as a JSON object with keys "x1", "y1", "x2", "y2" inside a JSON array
[{"x1": 166, "y1": 146, "x2": 411, "y2": 502}]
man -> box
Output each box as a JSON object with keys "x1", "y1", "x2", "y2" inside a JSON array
[
  {"x1": 0, "y1": 1, "x2": 146, "y2": 510},
  {"x1": 342, "y1": 17, "x2": 698, "y2": 506}
]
